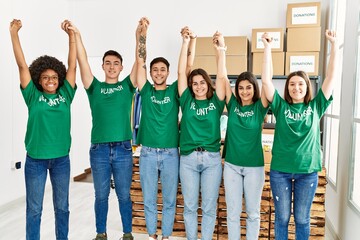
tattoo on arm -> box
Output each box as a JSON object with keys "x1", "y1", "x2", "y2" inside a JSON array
[
  {"x1": 187, "y1": 50, "x2": 191, "y2": 57},
  {"x1": 138, "y1": 35, "x2": 147, "y2": 62}
]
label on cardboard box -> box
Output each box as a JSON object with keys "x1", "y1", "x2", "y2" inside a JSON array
[
  {"x1": 289, "y1": 55, "x2": 316, "y2": 73},
  {"x1": 256, "y1": 31, "x2": 281, "y2": 49},
  {"x1": 262, "y1": 133, "x2": 274, "y2": 151},
  {"x1": 292, "y1": 6, "x2": 318, "y2": 25}
]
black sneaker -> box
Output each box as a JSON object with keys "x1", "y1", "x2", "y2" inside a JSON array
[
  {"x1": 93, "y1": 233, "x2": 107, "y2": 240},
  {"x1": 121, "y1": 233, "x2": 134, "y2": 240}
]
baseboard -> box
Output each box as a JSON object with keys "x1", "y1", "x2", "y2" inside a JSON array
[{"x1": 325, "y1": 215, "x2": 341, "y2": 240}]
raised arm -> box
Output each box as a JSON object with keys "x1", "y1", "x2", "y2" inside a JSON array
[
  {"x1": 9, "y1": 19, "x2": 31, "y2": 89},
  {"x1": 321, "y1": 30, "x2": 338, "y2": 99},
  {"x1": 213, "y1": 31, "x2": 228, "y2": 102},
  {"x1": 61, "y1": 20, "x2": 76, "y2": 88},
  {"x1": 67, "y1": 22, "x2": 93, "y2": 89},
  {"x1": 261, "y1": 33, "x2": 275, "y2": 103},
  {"x1": 130, "y1": 18, "x2": 150, "y2": 88},
  {"x1": 136, "y1": 17, "x2": 150, "y2": 91},
  {"x1": 178, "y1": 27, "x2": 191, "y2": 97},
  {"x1": 186, "y1": 28, "x2": 197, "y2": 77}
]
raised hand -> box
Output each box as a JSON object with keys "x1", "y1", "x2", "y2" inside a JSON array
[
  {"x1": 61, "y1": 20, "x2": 75, "y2": 37},
  {"x1": 325, "y1": 29, "x2": 336, "y2": 44},
  {"x1": 136, "y1": 17, "x2": 149, "y2": 39},
  {"x1": 261, "y1": 32, "x2": 273, "y2": 48},
  {"x1": 9, "y1": 19, "x2": 22, "y2": 34},
  {"x1": 63, "y1": 20, "x2": 79, "y2": 35},
  {"x1": 180, "y1": 26, "x2": 191, "y2": 44},
  {"x1": 213, "y1": 31, "x2": 225, "y2": 48}
]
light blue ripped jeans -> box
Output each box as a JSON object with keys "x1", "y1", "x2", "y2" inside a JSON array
[
  {"x1": 179, "y1": 151, "x2": 222, "y2": 240},
  {"x1": 224, "y1": 162, "x2": 265, "y2": 240}
]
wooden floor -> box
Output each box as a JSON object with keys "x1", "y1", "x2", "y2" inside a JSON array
[
  {"x1": 0, "y1": 180, "x2": 336, "y2": 240},
  {"x1": 0, "y1": 181, "x2": 185, "y2": 240}
]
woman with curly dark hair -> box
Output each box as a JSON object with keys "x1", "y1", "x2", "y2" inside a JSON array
[{"x1": 10, "y1": 19, "x2": 76, "y2": 240}]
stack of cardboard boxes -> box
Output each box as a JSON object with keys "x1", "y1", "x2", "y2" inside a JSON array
[
  {"x1": 251, "y1": 28, "x2": 285, "y2": 75},
  {"x1": 285, "y1": 1, "x2": 322, "y2": 76},
  {"x1": 193, "y1": 36, "x2": 248, "y2": 75}
]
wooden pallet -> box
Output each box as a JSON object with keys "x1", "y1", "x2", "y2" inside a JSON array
[{"x1": 131, "y1": 156, "x2": 326, "y2": 239}]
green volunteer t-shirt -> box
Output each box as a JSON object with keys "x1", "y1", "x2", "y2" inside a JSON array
[
  {"x1": 137, "y1": 80, "x2": 179, "y2": 148},
  {"x1": 270, "y1": 89, "x2": 333, "y2": 173},
  {"x1": 86, "y1": 75, "x2": 135, "y2": 144},
  {"x1": 21, "y1": 80, "x2": 77, "y2": 159},
  {"x1": 224, "y1": 94, "x2": 269, "y2": 167},
  {"x1": 179, "y1": 88, "x2": 225, "y2": 155}
]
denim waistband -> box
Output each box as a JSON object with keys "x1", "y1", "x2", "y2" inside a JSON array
[
  {"x1": 93, "y1": 140, "x2": 130, "y2": 146},
  {"x1": 142, "y1": 146, "x2": 178, "y2": 152}
]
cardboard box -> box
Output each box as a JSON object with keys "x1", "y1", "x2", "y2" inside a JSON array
[
  {"x1": 252, "y1": 52, "x2": 285, "y2": 75},
  {"x1": 193, "y1": 55, "x2": 247, "y2": 75},
  {"x1": 287, "y1": 27, "x2": 321, "y2": 52},
  {"x1": 262, "y1": 128, "x2": 274, "y2": 165},
  {"x1": 251, "y1": 28, "x2": 284, "y2": 52},
  {"x1": 195, "y1": 37, "x2": 214, "y2": 55},
  {"x1": 285, "y1": 52, "x2": 319, "y2": 76},
  {"x1": 196, "y1": 36, "x2": 248, "y2": 56},
  {"x1": 225, "y1": 36, "x2": 248, "y2": 55},
  {"x1": 287, "y1": 2, "x2": 321, "y2": 28}
]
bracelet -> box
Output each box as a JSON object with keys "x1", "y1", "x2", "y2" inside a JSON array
[
  {"x1": 190, "y1": 35, "x2": 197, "y2": 39},
  {"x1": 217, "y1": 46, "x2": 227, "y2": 51}
]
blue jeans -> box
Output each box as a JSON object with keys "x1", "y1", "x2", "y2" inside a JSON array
[
  {"x1": 179, "y1": 151, "x2": 222, "y2": 240},
  {"x1": 224, "y1": 162, "x2": 265, "y2": 240},
  {"x1": 139, "y1": 147, "x2": 179, "y2": 237},
  {"x1": 25, "y1": 154, "x2": 70, "y2": 240},
  {"x1": 90, "y1": 141, "x2": 133, "y2": 234},
  {"x1": 270, "y1": 170, "x2": 318, "y2": 240}
]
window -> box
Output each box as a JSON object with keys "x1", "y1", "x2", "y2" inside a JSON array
[
  {"x1": 323, "y1": 0, "x2": 346, "y2": 186},
  {"x1": 349, "y1": 26, "x2": 360, "y2": 210}
]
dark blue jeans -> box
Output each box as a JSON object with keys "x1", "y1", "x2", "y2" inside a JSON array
[
  {"x1": 89, "y1": 141, "x2": 133, "y2": 234},
  {"x1": 270, "y1": 170, "x2": 318, "y2": 240},
  {"x1": 25, "y1": 154, "x2": 70, "y2": 240}
]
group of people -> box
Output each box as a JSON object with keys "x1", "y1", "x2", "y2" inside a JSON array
[{"x1": 9, "y1": 16, "x2": 338, "y2": 240}]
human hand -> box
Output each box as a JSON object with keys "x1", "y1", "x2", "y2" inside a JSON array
[
  {"x1": 213, "y1": 31, "x2": 225, "y2": 49},
  {"x1": 62, "y1": 20, "x2": 79, "y2": 39},
  {"x1": 136, "y1": 17, "x2": 149, "y2": 38},
  {"x1": 325, "y1": 29, "x2": 336, "y2": 44},
  {"x1": 261, "y1": 32, "x2": 273, "y2": 47},
  {"x1": 180, "y1": 26, "x2": 191, "y2": 43},
  {"x1": 61, "y1": 20, "x2": 76, "y2": 37},
  {"x1": 9, "y1": 19, "x2": 22, "y2": 34}
]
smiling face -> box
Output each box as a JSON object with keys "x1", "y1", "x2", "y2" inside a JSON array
[
  {"x1": 191, "y1": 74, "x2": 209, "y2": 100},
  {"x1": 150, "y1": 62, "x2": 169, "y2": 89},
  {"x1": 39, "y1": 69, "x2": 59, "y2": 94},
  {"x1": 238, "y1": 80, "x2": 254, "y2": 105},
  {"x1": 287, "y1": 75, "x2": 308, "y2": 103},
  {"x1": 102, "y1": 55, "x2": 123, "y2": 82}
]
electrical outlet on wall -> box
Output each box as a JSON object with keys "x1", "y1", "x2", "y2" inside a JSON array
[{"x1": 15, "y1": 161, "x2": 21, "y2": 169}]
